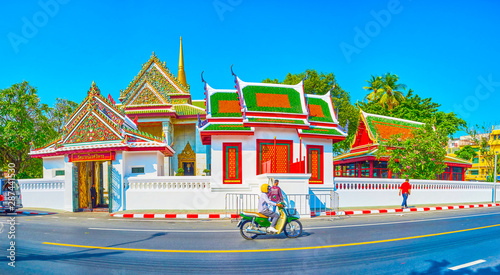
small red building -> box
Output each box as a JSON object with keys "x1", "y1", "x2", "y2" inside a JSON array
[{"x1": 333, "y1": 111, "x2": 472, "y2": 180}]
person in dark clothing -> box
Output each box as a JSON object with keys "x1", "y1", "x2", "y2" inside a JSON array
[{"x1": 90, "y1": 183, "x2": 97, "y2": 209}]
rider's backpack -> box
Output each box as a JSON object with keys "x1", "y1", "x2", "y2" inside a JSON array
[{"x1": 269, "y1": 186, "x2": 283, "y2": 202}]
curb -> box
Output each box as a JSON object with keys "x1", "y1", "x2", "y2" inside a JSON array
[
  {"x1": 110, "y1": 203, "x2": 500, "y2": 219},
  {"x1": 310, "y1": 203, "x2": 500, "y2": 217},
  {"x1": 110, "y1": 213, "x2": 240, "y2": 219}
]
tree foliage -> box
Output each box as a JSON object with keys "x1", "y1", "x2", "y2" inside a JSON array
[
  {"x1": 454, "y1": 145, "x2": 477, "y2": 161},
  {"x1": 358, "y1": 89, "x2": 466, "y2": 137},
  {"x1": 376, "y1": 124, "x2": 448, "y2": 180},
  {"x1": 263, "y1": 69, "x2": 358, "y2": 155},
  {"x1": 0, "y1": 82, "x2": 77, "y2": 178},
  {"x1": 363, "y1": 73, "x2": 406, "y2": 110}
]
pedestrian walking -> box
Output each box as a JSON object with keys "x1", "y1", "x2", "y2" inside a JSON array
[{"x1": 399, "y1": 177, "x2": 411, "y2": 209}]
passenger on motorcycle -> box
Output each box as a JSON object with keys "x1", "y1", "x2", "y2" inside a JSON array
[{"x1": 259, "y1": 184, "x2": 281, "y2": 233}]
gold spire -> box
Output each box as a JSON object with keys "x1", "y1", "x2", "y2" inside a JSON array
[{"x1": 177, "y1": 36, "x2": 187, "y2": 87}]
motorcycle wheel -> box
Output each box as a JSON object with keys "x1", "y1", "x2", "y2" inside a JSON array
[
  {"x1": 284, "y1": 220, "x2": 302, "y2": 238},
  {"x1": 240, "y1": 220, "x2": 259, "y2": 240}
]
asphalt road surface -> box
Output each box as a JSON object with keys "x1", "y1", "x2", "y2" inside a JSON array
[{"x1": 2, "y1": 207, "x2": 500, "y2": 274}]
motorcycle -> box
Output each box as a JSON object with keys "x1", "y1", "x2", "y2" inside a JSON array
[{"x1": 237, "y1": 202, "x2": 302, "y2": 239}]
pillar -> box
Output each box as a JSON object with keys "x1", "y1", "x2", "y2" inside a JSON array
[{"x1": 162, "y1": 119, "x2": 173, "y2": 176}]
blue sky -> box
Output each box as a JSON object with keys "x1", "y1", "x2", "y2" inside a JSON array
[{"x1": 1, "y1": 0, "x2": 499, "y2": 136}]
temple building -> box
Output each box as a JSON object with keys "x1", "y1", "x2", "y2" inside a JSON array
[
  {"x1": 333, "y1": 111, "x2": 472, "y2": 181},
  {"x1": 118, "y1": 38, "x2": 207, "y2": 176},
  {"x1": 29, "y1": 38, "x2": 209, "y2": 212},
  {"x1": 199, "y1": 72, "x2": 347, "y2": 194},
  {"x1": 30, "y1": 82, "x2": 174, "y2": 212}
]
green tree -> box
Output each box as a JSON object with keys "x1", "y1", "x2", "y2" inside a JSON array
[
  {"x1": 363, "y1": 73, "x2": 406, "y2": 110},
  {"x1": 0, "y1": 82, "x2": 78, "y2": 178},
  {"x1": 376, "y1": 124, "x2": 448, "y2": 179},
  {"x1": 47, "y1": 98, "x2": 79, "y2": 135},
  {"x1": 263, "y1": 69, "x2": 359, "y2": 155},
  {"x1": 358, "y1": 89, "x2": 466, "y2": 137},
  {"x1": 454, "y1": 145, "x2": 477, "y2": 161},
  {"x1": 0, "y1": 81, "x2": 50, "y2": 178}
]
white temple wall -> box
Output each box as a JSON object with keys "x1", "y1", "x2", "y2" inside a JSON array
[
  {"x1": 157, "y1": 152, "x2": 164, "y2": 176},
  {"x1": 42, "y1": 156, "x2": 65, "y2": 179},
  {"x1": 123, "y1": 151, "x2": 160, "y2": 177}
]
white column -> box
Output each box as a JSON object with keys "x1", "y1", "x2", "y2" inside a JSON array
[
  {"x1": 63, "y1": 155, "x2": 74, "y2": 211},
  {"x1": 162, "y1": 119, "x2": 173, "y2": 176}
]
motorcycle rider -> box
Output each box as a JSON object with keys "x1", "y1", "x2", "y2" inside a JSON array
[{"x1": 259, "y1": 184, "x2": 280, "y2": 233}]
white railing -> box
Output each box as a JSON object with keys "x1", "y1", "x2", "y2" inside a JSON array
[
  {"x1": 18, "y1": 178, "x2": 65, "y2": 191},
  {"x1": 17, "y1": 178, "x2": 66, "y2": 210},
  {"x1": 126, "y1": 176, "x2": 211, "y2": 190},
  {"x1": 333, "y1": 177, "x2": 498, "y2": 208},
  {"x1": 334, "y1": 177, "x2": 494, "y2": 191}
]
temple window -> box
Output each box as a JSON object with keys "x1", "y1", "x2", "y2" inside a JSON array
[
  {"x1": 131, "y1": 167, "x2": 145, "y2": 174},
  {"x1": 307, "y1": 145, "x2": 323, "y2": 184},
  {"x1": 223, "y1": 143, "x2": 242, "y2": 184}
]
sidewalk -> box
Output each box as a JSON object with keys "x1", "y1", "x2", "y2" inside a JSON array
[{"x1": 109, "y1": 202, "x2": 500, "y2": 219}]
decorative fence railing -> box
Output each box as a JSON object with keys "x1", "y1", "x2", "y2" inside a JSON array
[
  {"x1": 333, "y1": 177, "x2": 499, "y2": 208},
  {"x1": 127, "y1": 176, "x2": 211, "y2": 190},
  {"x1": 18, "y1": 178, "x2": 65, "y2": 191},
  {"x1": 17, "y1": 178, "x2": 66, "y2": 209}
]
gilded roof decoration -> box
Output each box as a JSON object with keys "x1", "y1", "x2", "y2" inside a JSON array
[{"x1": 120, "y1": 53, "x2": 189, "y2": 105}]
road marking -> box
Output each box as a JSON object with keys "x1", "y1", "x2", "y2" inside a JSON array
[
  {"x1": 46, "y1": 222, "x2": 500, "y2": 253},
  {"x1": 52, "y1": 216, "x2": 59, "y2": 219},
  {"x1": 69, "y1": 217, "x2": 77, "y2": 219},
  {"x1": 307, "y1": 211, "x2": 500, "y2": 230},
  {"x1": 88, "y1": 218, "x2": 96, "y2": 220},
  {"x1": 448, "y1": 259, "x2": 486, "y2": 271}
]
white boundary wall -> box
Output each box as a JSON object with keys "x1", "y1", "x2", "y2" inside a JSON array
[
  {"x1": 18, "y1": 176, "x2": 500, "y2": 211},
  {"x1": 18, "y1": 178, "x2": 66, "y2": 210},
  {"x1": 125, "y1": 176, "x2": 226, "y2": 210},
  {"x1": 334, "y1": 177, "x2": 499, "y2": 208}
]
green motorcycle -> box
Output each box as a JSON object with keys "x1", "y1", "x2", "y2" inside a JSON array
[{"x1": 237, "y1": 202, "x2": 302, "y2": 240}]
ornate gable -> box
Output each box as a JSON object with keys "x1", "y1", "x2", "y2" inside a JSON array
[
  {"x1": 64, "y1": 111, "x2": 121, "y2": 144},
  {"x1": 120, "y1": 53, "x2": 189, "y2": 105},
  {"x1": 128, "y1": 84, "x2": 166, "y2": 106}
]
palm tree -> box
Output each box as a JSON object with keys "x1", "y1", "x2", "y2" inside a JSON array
[
  {"x1": 363, "y1": 73, "x2": 406, "y2": 110},
  {"x1": 363, "y1": 75, "x2": 383, "y2": 102}
]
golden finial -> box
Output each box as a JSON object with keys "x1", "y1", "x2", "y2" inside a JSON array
[{"x1": 177, "y1": 36, "x2": 187, "y2": 87}]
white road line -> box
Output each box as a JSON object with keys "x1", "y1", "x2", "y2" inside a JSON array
[
  {"x1": 52, "y1": 216, "x2": 59, "y2": 219},
  {"x1": 448, "y1": 259, "x2": 486, "y2": 271},
  {"x1": 88, "y1": 218, "x2": 96, "y2": 220},
  {"x1": 69, "y1": 217, "x2": 77, "y2": 219},
  {"x1": 307, "y1": 211, "x2": 500, "y2": 230}
]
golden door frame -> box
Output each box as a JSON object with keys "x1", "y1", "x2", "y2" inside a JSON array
[
  {"x1": 76, "y1": 161, "x2": 102, "y2": 209},
  {"x1": 178, "y1": 141, "x2": 196, "y2": 175}
]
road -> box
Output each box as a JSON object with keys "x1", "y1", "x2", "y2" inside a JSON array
[{"x1": 1, "y1": 208, "x2": 500, "y2": 274}]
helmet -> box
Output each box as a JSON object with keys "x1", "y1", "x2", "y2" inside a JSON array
[{"x1": 261, "y1": 184, "x2": 269, "y2": 193}]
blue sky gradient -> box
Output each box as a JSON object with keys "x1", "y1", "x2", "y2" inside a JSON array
[{"x1": 1, "y1": 0, "x2": 499, "y2": 136}]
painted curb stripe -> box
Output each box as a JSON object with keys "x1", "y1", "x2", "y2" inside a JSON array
[
  {"x1": 43, "y1": 222, "x2": 500, "y2": 253},
  {"x1": 108, "y1": 204, "x2": 500, "y2": 219}
]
